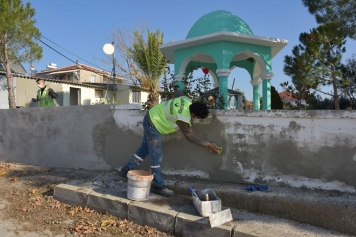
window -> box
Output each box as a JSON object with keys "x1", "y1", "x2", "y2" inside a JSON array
[
  {"x1": 131, "y1": 90, "x2": 140, "y2": 103},
  {"x1": 95, "y1": 90, "x2": 104, "y2": 98},
  {"x1": 91, "y1": 75, "x2": 96, "y2": 83}
]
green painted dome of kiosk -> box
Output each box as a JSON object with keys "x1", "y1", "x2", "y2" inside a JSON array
[{"x1": 186, "y1": 10, "x2": 253, "y2": 39}]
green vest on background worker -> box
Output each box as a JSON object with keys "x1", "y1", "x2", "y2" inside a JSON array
[{"x1": 32, "y1": 79, "x2": 58, "y2": 107}]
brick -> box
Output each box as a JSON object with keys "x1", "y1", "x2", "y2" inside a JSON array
[
  {"x1": 54, "y1": 184, "x2": 92, "y2": 206},
  {"x1": 128, "y1": 200, "x2": 177, "y2": 233},
  {"x1": 175, "y1": 212, "x2": 232, "y2": 237},
  {"x1": 87, "y1": 189, "x2": 131, "y2": 219}
]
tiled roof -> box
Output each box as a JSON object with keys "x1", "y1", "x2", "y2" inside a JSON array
[
  {"x1": 36, "y1": 64, "x2": 111, "y2": 76},
  {"x1": 279, "y1": 91, "x2": 294, "y2": 100}
]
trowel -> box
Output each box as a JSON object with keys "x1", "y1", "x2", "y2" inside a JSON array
[{"x1": 208, "y1": 208, "x2": 233, "y2": 228}]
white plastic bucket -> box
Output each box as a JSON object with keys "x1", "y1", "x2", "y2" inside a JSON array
[{"x1": 126, "y1": 170, "x2": 153, "y2": 201}]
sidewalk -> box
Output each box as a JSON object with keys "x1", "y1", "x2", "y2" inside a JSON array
[
  {"x1": 1, "y1": 163, "x2": 355, "y2": 236},
  {"x1": 54, "y1": 174, "x2": 355, "y2": 237}
]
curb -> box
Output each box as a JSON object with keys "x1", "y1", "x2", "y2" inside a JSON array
[
  {"x1": 53, "y1": 184, "x2": 245, "y2": 237},
  {"x1": 54, "y1": 182, "x2": 356, "y2": 236},
  {"x1": 167, "y1": 180, "x2": 356, "y2": 236}
]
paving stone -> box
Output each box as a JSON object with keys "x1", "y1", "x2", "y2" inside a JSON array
[
  {"x1": 0, "y1": 220, "x2": 16, "y2": 229},
  {"x1": 175, "y1": 212, "x2": 233, "y2": 237},
  {"x1": 16, "y1": 231, "x2": 42, "y2": 237},
  {"x1": 87, "y1": 188, "x2": 131, "y2": 219},
  {"x1": 0, "y1": 228, "x2": 15, "y2": 237},
  {"x1": 128, "y1": 199, "x2": 178, "y2": 233},
  {"x1": 233, "y1": 225, "x2": 258, "y2": 237},
  {"x1": 53, "y1": 184, "x2": 92, "y2": 207}
]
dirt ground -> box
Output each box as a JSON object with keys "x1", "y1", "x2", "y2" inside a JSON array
[{"x1": 0, "y1": 162, "x2": 175, "y2": 237}]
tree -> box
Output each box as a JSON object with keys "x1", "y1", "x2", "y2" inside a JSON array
[
  {"x1": 340, "y1": 54, "x2": 356, "y2": 108},
  {"x1": 283, "y1": 24, "x2": 347, "y2": 110},
  {"x1": 98, "y1": 23, "x2": 151, "y2": 87},
  {"x1": 281, "y1": 34, "x2": 315, "y2": 109},
  {"x1": 0, "y1": 0, "x2": 42, "y2": 108},
  {"x1": 271, "y1": 86, "x2": 283, "y2": 109},
  {"x1": 302, "y1": 0, "x2": 356, "y2": 40},
  {"x1": 127, "y1": 30, "x2": 166, "y2": 109}
]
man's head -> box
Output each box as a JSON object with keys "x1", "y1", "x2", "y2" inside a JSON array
[
  {"x1": 189, "y1": 102, "x2": 209, "y2": 119},
  {"x1": 36, "y1": 79, "x2": 45, "y2": 89}
]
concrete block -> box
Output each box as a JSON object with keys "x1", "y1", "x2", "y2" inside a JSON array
[
  {"x1": 54, "y1": 184, "x2": 92, "y2": 207},
  {"x1": 128, "y1": 200, "x2": 178, "y2": 233},
  {"x1": 87, "y1": 189, "x2": 131, "y2": 219},
  {"x1": 175, "y1": 212, "x2": 232, "y2": 237}
]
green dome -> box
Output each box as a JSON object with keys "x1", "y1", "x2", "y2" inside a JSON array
[{"x1": 186, "y1": 10, "x2": 253, "y2": 39}]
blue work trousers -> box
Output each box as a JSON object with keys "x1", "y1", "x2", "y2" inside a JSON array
[{"x1": 123, "y1": 114, "x2": 164, "y2": 187}]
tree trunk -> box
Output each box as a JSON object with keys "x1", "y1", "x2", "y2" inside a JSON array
[
  {"x1": 3, "y1": 34, "x2": 16, "y2": 109},
  {"x1": 146, "y1": 85, "x2": 159, "y2": 109},
  {"x1": 331, "y1": 65, "x2": 340, "y2": 110}
]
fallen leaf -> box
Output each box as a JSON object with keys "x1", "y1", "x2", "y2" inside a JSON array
[
  {"x1": 22, "y1": 207, "x2": 27, "y2": 212},
  {"x1": 101, "y1": 219, "x2": 115, "y2": 227},
  {"x1": 75, "y1": 225, "x2": 83, "y2": 232},
  {"x1": 0, "y1": 171, "x2": 7, "y2": 176},
  {"x1": 68, "y1": 210, "x2": 75, "y2": 216},
  {"x1": 8, "y1": 176, "x2": 18, "y2": 182},
  {"x1": 31, "y1": 189, "x2": 37, "y2": 194}
]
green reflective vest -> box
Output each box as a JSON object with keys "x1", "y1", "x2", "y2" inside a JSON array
[
  {"x1": 37, "y1": 87, "x2": 55, "y2": 107},
  {"x1": 149, "y1": 97, "x2": 192, "y2": 134}
]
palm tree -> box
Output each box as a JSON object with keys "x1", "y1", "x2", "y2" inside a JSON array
[{"x1": 127, "y1": 30, "x2": 166, "y2": 109}]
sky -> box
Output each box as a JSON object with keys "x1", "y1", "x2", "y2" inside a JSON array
[{"x1": 23, "y1": 0, "x2": 356, "y2": 100}]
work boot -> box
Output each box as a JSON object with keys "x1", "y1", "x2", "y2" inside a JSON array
[
  {"x1": 151, "y1": 186, "x2": 174, "y2": 197},
  {"x1": 119, "y1": 167, "x2": 129, "y2": 178}
]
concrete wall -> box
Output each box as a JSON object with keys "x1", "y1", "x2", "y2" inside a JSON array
[
  {"x1": 0, "y1": 76, "x2": 98, "y2": 108},
  {"x1": 0, "y1": 75, "x2": 10, "y2": 109},
  {"x1": 0, "y1": 105, "x2": 355, "y2": 193},
  {"x1": 16, "y1": 78, "x2": 65, "y2": 107},
  {"x1": 116, "y1": 84, "x2": 130, "y2": 104}
]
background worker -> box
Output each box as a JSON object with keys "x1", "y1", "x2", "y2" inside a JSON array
[
  {"x1": 32, "y1": 79, "x2": 58, "y2": 107},
  {"x1": 119, "y1": 90, "x2": 222, "y2": 197}
]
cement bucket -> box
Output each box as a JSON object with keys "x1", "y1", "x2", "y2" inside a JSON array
[{"x1": 127, "y1": 170, "x2": 153, "y2": 201}]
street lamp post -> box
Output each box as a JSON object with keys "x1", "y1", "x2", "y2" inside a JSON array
[{"x1": 103, "y1": 43, "x2": 116, "y2": 104}]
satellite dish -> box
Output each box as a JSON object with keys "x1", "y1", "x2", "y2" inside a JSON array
[{"x1": 103, "y1": 43, "x2": 114, "y2": 55}]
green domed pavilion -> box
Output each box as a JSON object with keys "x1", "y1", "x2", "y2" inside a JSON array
[{"x1": 160, "y1": 10, "x2": 288, "y2": 110}]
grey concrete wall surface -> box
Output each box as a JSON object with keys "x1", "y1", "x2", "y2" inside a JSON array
[{"x1": 0, "y1": 105, "x2": 355, "y2": 193}]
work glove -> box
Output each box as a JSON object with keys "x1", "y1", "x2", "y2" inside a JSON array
[
  {"x1": 31, "y1": 98, "x2": 36, "y2": 102},
  {"x1": 48, "y1": 88, "x2": 54, "y2": 95}
]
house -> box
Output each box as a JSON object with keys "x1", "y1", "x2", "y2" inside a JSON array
[
  {"x1": 0, "y1": 61, "x2": 28, "y2": 109},
  {"x1": 279, "y1": 91, "x2": 294, "y2": 104},
  {"x1": 0, "y1": 72, "x2": 112, "y2": 108},
  {"x1": 85, "y1": 83, "x2": 150, "y2": 105},
  {"x1": 35, "y1": 63, "x2": 122, "y2": 84},
  {"x1": 1, "y1": 61, "x2": 151, "y2": 109}
]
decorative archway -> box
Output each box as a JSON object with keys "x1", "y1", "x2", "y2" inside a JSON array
[{"x1": 160, "y1": 10, "x2": 287, "y2": 110}]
